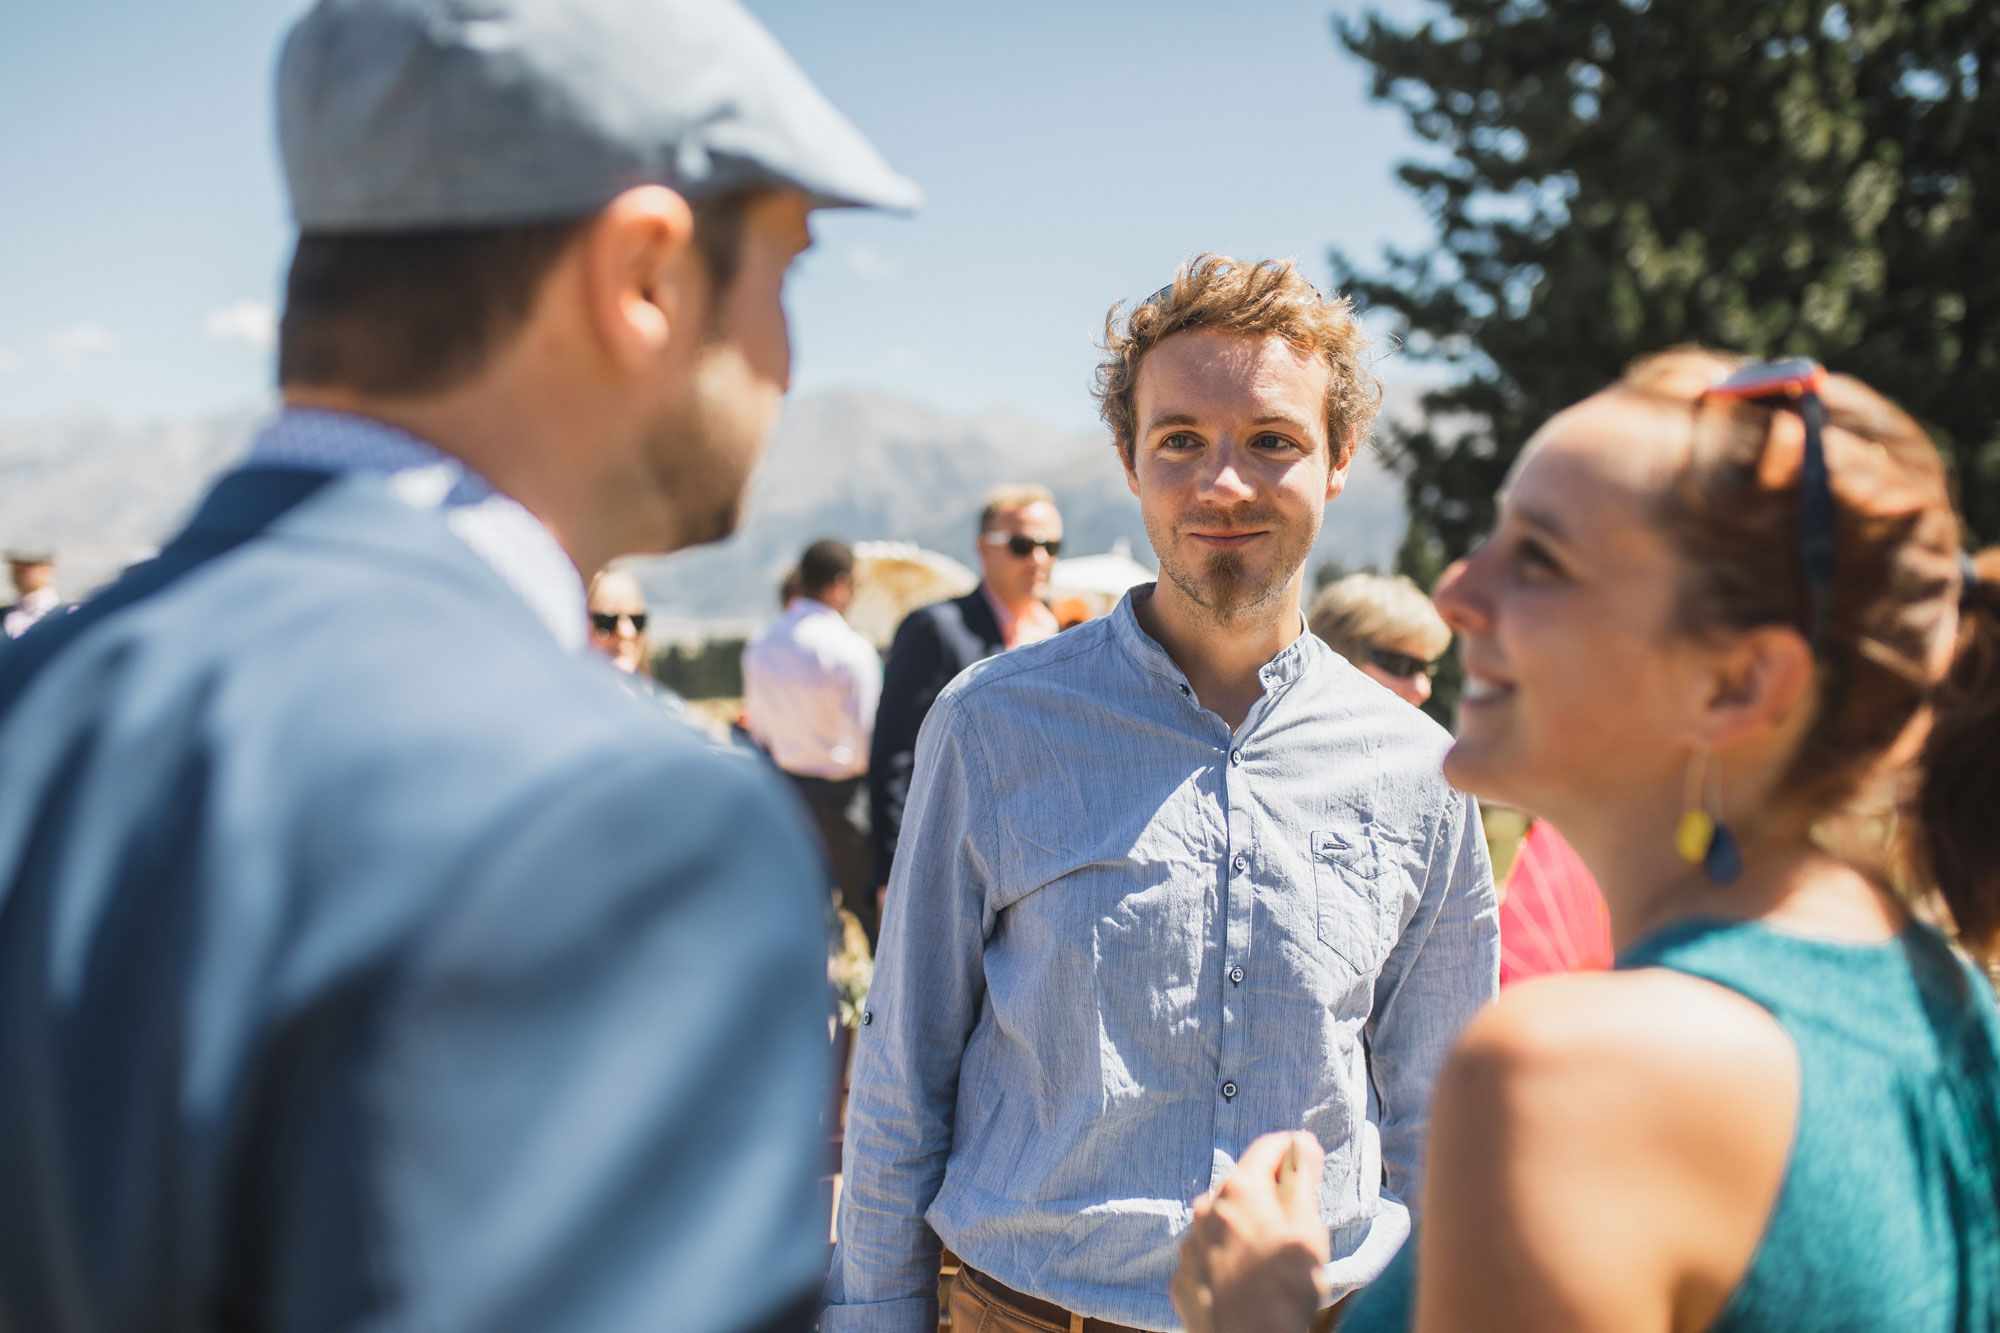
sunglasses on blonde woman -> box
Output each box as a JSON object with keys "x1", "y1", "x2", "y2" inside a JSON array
[{"x1": 1365, "y1": 646, "x2": 1437, "y2": 680}]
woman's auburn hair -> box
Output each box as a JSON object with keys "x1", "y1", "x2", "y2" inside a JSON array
[
  {"x1": 1916, "y1": 547, "x2": 2000, "y2": 961},
  {"x1": 1092, "y1": 253, "x2": 1381, "y2": 468},
  {"x1": 1611, "y1": 348, "x2": 1994, "y2": 959}
]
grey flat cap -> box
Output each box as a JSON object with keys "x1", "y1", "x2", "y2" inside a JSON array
[
  {"x1": 4, "y1": 546, "x2": 55, "y2": 565},
  {"x1": 278, "y1": 0, "x2": 921, "y2": 230}
]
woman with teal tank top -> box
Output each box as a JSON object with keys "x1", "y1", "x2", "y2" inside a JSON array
[{"x1": 1170, "y1": 350, "x2": 2000, "y2": 1333}]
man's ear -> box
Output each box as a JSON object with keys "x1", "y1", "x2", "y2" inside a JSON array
[
  {"x1": 1693, "y1": 624, "x2": 1816, "y2": 752},
  {"x1": 577, "y1": 185, "x2": 700, "y2": 373},
  {"x1": 1122, "y1": 442, "x2": 1142, "y2": 500},
  {"x1": 1325, "y1": 429, "x2": 1359, "y2": 503}
]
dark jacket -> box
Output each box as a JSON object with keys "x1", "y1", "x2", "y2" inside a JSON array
[{"x1": 868, "y1": 587, "x2": 1007, "y2": 885}]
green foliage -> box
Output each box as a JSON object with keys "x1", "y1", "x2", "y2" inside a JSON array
[
  {"x1": 1334, "y1": 0, "x2": 2000, "y2": 558},
  {"x1": 651, "y1": 637, "x2": 746, "y2": 701},
  {"x1": 1391, "y1": 513, "x2": 1461, "y2": 724},
  {"x1": 1312, "y1": 556, "x2": 1373, "y2": 590},
  {"x1": 1392, "y1": 514, "x2": 1450, "y2": 592}
]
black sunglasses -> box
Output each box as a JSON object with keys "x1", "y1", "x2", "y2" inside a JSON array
[
  {"x1": 982, "y1": 532, "x2": 1063, "y2": 558},
  {"x1": 1706, "y1": 357, "x2": 1834, "y2": 654},
  {"x1": 1365, "y1": 646, "x2": 1438, "y2": 680},
  {"x1": 590, "y1": 611, "x2": 648, "y2": 634}
]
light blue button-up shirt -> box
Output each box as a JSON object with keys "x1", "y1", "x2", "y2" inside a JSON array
[{"x1": 826, "y1": 589, "x2": 1498, "y2": 1332}]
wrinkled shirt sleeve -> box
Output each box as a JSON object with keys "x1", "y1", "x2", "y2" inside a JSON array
[
  {"x1": 825, "y1": 692, "x2": 992, "y2": 1333},
  {"x1": 1363, "y1": 790, "x2": 1499, "y2": 1208}
]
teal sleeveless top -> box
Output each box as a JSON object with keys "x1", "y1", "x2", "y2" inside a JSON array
[{"x1": 1340, "y1": 918, "x2": 2000, "y2": 1332}]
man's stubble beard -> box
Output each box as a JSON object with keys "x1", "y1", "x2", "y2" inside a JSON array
[
  {"x1": 640, "y1": 340, "x2": 774, "y2": 553},
  {"x1": 1148, "y1": 503, "x2": 1321, "y2": 626}
]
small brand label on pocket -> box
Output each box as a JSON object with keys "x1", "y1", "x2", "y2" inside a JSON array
[{"x1": 1310, "y1": 828, "x2": 1394, "y2": 982}]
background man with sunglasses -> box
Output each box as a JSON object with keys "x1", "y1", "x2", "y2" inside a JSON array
[
  {"x1": 1, "y1": 545, "x2": 64, "y2": 640},
  {"x1": 867, "y1": 484, "x2": 1063, "y2": 899}
]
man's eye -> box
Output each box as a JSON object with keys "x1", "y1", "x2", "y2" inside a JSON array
[
  {"x1": 1161, "y1": 432, "x2": 1200, "y2": 451},
  {"x1": 1251, "y1": 432, "x2": 1295, "y2": 451}
]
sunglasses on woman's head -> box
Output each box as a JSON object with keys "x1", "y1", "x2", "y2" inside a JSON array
[
  {"x1": 982, "y1": 532, "x2": 1063, "y2": 558},
  {"x1": 1704, "y1": 356, "x2": 1835, "y2": 655},
  {"x1": 590, "y1": 611, "x2": 647, "y2": 634},
  {"x1": 1366, "y1": 646, "x2": 1437, "y2": 680}
]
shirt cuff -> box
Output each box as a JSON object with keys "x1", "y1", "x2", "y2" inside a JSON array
[
  {"x1": 1321, "y1": 1198, "x2": 1412, "y2": 1301},
  {"x1": 818, "y1": 1296, "x2": 938, "y2": 1333}
]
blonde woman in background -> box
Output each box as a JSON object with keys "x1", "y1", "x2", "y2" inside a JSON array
[
  {"x1": 1308, "y1": 573, "x2": 1451, "y2": 708},
  {"x1": 587, "y1": 565, "x2": 722, "y2": 738},
  {"x1": 587, "y1": 566, "x2": 651, "y2": 676}
]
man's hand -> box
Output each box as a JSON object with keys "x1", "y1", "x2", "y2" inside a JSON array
[{"x1": 1172, "y1": 1132, "x2": 1332, "y2": 1333}]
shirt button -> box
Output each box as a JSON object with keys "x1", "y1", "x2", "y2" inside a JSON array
[
  {"x1": 1229, "y1": 965, "x2": 1244, "y2": 985},
  {"x1": 1229, "y1": 749, "x2": 1243, "y2": 766},
  {"x1": 861, "y1": 1011, "x2": 873, "y2": 1026},
  {"x1": 1232, "y1": 852, "x2": 1248, "y2": 873},
  {"x1": 1221, "y1": 1081, "x2": 1238, "y2": 1099}
]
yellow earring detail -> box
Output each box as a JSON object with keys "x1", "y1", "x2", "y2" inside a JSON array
[
  {"x1": 1674, "y1": 807, "x2": 1716, "y2": 865},
  {"x1": 1676, "y1": 747, "x2": 1742, "y2": 884}
]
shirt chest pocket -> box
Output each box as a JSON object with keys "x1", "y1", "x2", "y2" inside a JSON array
[{"x1": 1311, "y1": 829, "x2": 1399, "y2": 981}]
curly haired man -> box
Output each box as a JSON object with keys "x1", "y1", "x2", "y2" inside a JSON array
[{"x1": 828, "y1": 256, "x2": 1499, "y2": 1333}]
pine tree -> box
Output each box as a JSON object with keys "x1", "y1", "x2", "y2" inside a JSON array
[{"x1": 1335, "y1": 0, "x2": 2000, "y2": 558}]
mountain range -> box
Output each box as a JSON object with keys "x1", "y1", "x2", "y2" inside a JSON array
[{"x1": 0, "y1": 388, "x2": 1410, "y2": 622}]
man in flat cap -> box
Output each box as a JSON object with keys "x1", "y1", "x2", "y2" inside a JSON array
[
  {"x1": 0, "y1": 4, "x2": 915, "y2": 1332},
  {"x1": 1, "y1": 545, "x2": 62, "y2": 639}
]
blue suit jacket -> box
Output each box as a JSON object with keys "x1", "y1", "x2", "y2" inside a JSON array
[{"x1": 0, "y1": 469, "x2": 829, "y2": 1333}]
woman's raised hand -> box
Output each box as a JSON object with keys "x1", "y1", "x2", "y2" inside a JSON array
[{"x1": 1172, "y1": 1131, "x2": 1331, "y2": 1333}]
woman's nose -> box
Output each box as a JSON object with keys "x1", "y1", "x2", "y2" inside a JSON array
[{"x1": 1432, "y1": 557, "x2": 1486, "y2": 634}]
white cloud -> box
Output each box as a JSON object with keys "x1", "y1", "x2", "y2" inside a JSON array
[
  {"x1": 845, "y1": 243, "x2": 901, "y2": 280},
  {"x1": 0, "y1": 347, "x2": 21, "y2": 374},
  {"x1": 48, "y1": 322, "x2": 116, "y2": 370},
  {"x1": 206, "y1": 300, "x2": 277, "y2": 351}
]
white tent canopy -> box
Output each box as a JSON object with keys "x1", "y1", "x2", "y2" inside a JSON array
[
  {"x1": 1049, "y1": 537, "x2": 1154, "y2": 614},
  {"x1": 846, "y1": 540, "x2": 978, "y2": 649}
]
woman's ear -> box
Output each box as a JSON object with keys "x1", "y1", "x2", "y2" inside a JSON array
[{"x1": 1693, "y1": 624, "x2": 1817, "y2": 752}]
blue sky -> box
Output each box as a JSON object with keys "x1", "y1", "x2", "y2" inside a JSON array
[{"x1": 0, "y1": 0, "x2": 1434, "y2": 431}]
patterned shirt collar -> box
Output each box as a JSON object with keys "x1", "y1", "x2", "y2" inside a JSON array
[
  {"x1": 1108, "y1": 584, "x2": 1316, "y2": 693},
  {"x1": 246, "y1": 408, "x2": 587, "y2": 653}
]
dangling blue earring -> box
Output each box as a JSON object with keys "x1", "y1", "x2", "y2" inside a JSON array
[{"x1": 1673, "y1": 747, "x2": 1742, "y2": 884}]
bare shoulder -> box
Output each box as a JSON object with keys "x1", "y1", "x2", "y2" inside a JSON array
[
  {"x1": 1442, "y1": 967, "x2": 1798, "y2": 1174},
  {"x1": 1460, "y1": 964, "x2": 1791, "y2": 1072},
  {"x1": 1414, "y1": 969, "x2": 1800, "y2": 1331}
]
